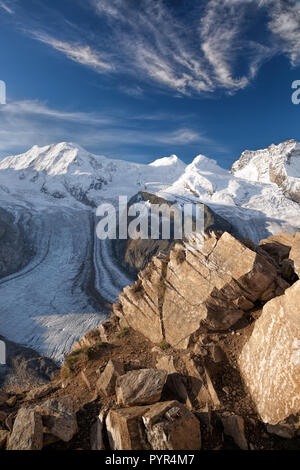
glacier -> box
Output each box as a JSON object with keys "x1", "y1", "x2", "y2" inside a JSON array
[{"x1": 0, "y1": 141, "x2": 299, "y2": 362}]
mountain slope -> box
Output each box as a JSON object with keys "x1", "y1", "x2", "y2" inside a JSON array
[
  {"x1": 0, "y1": 142, "x2": 186, "y2": 208},
  {"x1": 232, "y1": 139, "x2": 300, "y2": 203}
]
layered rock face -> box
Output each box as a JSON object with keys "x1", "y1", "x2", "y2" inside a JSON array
[
  {"x1": 114, "y1": 232, "x2": 287, "y2": 348},
  {"x1": 112, "y1": 191, "x2": 240, "y2": 276},
  {"x1": 239, "y1": 281, "x2": 300, "y2": 425}
]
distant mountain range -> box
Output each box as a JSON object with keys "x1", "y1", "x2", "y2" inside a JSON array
[{"x1": 0, "y1": 140, "x2": 299, "y2": 361}]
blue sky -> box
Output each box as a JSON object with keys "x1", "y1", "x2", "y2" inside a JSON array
[{"x1": 0, "y1": 0, "x2": 300, "y2": 168}]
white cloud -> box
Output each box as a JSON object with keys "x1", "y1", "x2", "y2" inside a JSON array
[
  {"x1": 32, "y1": 33, "x2": 113, "y2": 71},
  {"x1": 268, "y1": 0, "x2": 300, "y2": 66},
  {"x1": 90, "y1": 0, "x2": 278, "y2": 94},
  {"x1": 0, "y1": 1, "x2": 14, "y2": 15},
  {"x1": 0, "y1": 100, "x2": 210, "y2": 157},
  {"x1": 7, "y1": 0, "x2": 300, "y2": 97}
]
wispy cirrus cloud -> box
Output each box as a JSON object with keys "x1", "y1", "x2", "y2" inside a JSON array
[
  {"x1": 4, "y1": 0, "x2": 300, "y2": 97},
  {"x1": 268, "y1": 0, "x2": 300, "y2": 66},
  {"x1": 0, "y1": 100, "x2": 211, "y2": 158},
  {"x1": 0, "y1": 1, "x2": 14, "y2": 15},
  {"x1": 32, "y1": 33, "x2": 113, "y2": 71}
]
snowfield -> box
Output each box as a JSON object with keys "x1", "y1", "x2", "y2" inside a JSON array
[{"x1": 0, "y1": 141, "x2": 299, "y2": 362}]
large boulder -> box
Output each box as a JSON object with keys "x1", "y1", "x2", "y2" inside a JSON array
[
  {"x1": 238, "y1": 281, "x2": 300, "y2": 425},
  {"x1": 115, "y1": 232, "x2": 283, "y2": 349},
  {"x1": 7, "y1": 408, "x2": 43, "y2": 450},
  {"x1": 116, "y1": 369, "x2": 167, "y2": 406},
  {"x1": 142, "y1": 401, "x2": 201, "y2": 450},
  {"x1": 35, "y1": 395, "x2": 78, "y2": 443},
  {"x1": 106, "y1": 401, "x2": 201, "y2": 450}
]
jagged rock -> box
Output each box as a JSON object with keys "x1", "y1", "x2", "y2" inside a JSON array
[
  {"x1": 142, "y1": 401, "x2": 201, "y2": 450},
  {"x1": 35, "y1": 395, "x2": 78, "y2": 443},
  {"x1": 98, "y1": 321, "x2": 112, "y2": 342},
  {"x1": 239, "y1": 281, "x2": 300, "y2": 425},
  {"x1": 266, "y1": 423, "x2": 297, "y2": 439},
  {"x1": 116, "y1": 369, "x2": 167, "y2": 406},
  {"x1": 290, "y1": 232, "x2": 300, "y2": 277},
  {"x1": 26, "y1": 383, "x2": 55, "y2": 401},
  {"x1": 164, "y1": 232, "x2": 282, "y2": 346},
  {"x1": 97, "y1": 360, "x2": 125, "y2": 397},
  {"x1": 115, "y1": 232, "x2": 283, "y2": 349},
  {"x1": 106, "y1": 400, "x2": 201, "y2": 450},
  {"x1": 90, "y1": 409, "x2": 107, "y2": 450},
  {"x1": 106, "y1": 405, "x2": 150, "y2": 450},
  {"x1": 0, "y1": 390, "x2": 8, "y2": 405},
  {"x1": 259, "y1": 233, "x2": 294, "y2": 265},
  {"x1": 0, "y1": 429, "x2": 9, "y2": 449},
  {"x1": 7, "y1": 408, "x2": 43, "y2": 450},
  {"x1": 221, "y1": 414, "x2": 248, "y2": 450},
  {"x1": 6, "y1": 395, "x2": 17, "y2": 407}
]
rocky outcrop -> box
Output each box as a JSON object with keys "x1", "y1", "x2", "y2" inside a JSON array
[
  {"x1": 259, "y1": 231, "x2": 300, "y2": 282},
  {"x1": 115, "y1": 232, "x2": 286, "y2": 348},
  {"x1": 112, "y1": 192, "x2": 241, "y2": 276},
  {"x1": 239, "y1": 281, "x2": 300, "y2": 425},
  {"x1": 1, "y1": 229, "x2": 299, "y2": 451}
]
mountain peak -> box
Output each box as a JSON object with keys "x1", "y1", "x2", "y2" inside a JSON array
[{"x1": 232, "y1": 139, "x2": 300, "y2": 203}]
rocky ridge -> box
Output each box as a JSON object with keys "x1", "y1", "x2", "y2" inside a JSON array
[{"x1": 0, "y1": 229, "x2": 299, "y2": 451}]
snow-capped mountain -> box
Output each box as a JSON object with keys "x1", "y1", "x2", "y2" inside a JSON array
[
  {"x1": 0, "y1": 142, "x2": 186, "y2": 208},
  {"x1": 232, "y1": 139, "x2": 300, "y2": 203},
  {"x1": 0, "y1": 140, "x2": 299, "y2": 362}
]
